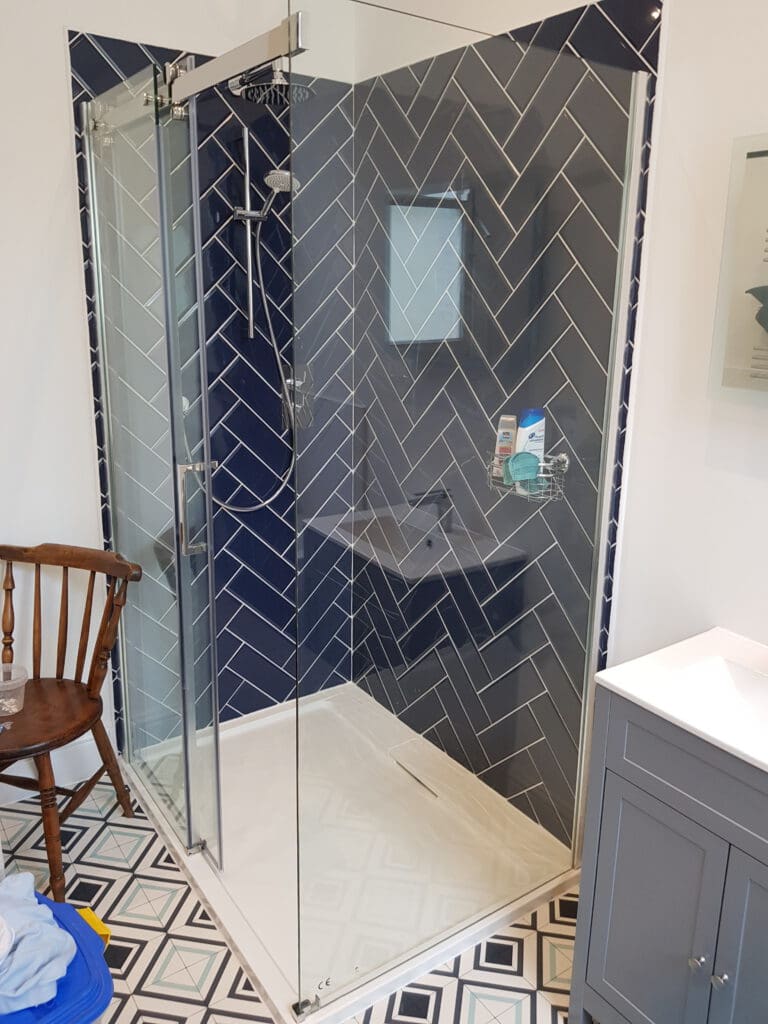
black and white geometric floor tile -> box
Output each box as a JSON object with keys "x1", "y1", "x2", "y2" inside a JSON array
[
  {"x1": 356, "y1": 892, "x2": 577, "y2": 1024},
  {"x1": 356, "y1": 893, "x2": 577, "y2": 1024},
  {"x1": 0, "y1": 782, "x2": 273, "y2": 1024},
  {"x1": 0, "y1": 782, "x2": 577, "y2": 1023}
]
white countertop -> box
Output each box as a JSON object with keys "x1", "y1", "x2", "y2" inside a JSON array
[{"x1": 596, "y1": 628, "x2": 768, "y2": 775}]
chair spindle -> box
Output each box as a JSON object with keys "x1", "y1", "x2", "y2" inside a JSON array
[
  {"x1": 87, "y1": 578, "x2": 125, "y2": 699},
  {"x1": 2, "y1": 562, "x2": 14, "y2": 665},
  {"x1": 56, "y1": 566, "x2": 68, "y2": 680},
  {"x1": 33, "y1": 563, "x2": 41, "y2": 678},
  {"x1": 74, "y1": 571, "x2": 96, "y2": 684},
  {"x1": 87, "y1": 578, "x2": 115, "y2": 697}
]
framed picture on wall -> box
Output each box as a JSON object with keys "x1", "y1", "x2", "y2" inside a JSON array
[{"x1": 713, "y1": 133, "x2": 768, "y2": 391}]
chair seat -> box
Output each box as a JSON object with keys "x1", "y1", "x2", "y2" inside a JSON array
[{"x1": 0, "y1": 679, "x2": 102, "y2": 761}]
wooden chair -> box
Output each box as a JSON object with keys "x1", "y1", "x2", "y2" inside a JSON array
[{"x1": 0, "y1": 543, "x2": 142, "y2": 901}]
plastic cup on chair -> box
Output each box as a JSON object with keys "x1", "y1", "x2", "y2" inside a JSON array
[{"x1": 0, "y1": 665, "x2": 28, "y2": 717}]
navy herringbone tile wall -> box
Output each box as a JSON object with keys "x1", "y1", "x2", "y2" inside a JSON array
[
  {"x1": 193, "y1": 81, "x2": 298, "y2": 720},
  {"x1": 350, "y1": 2, "x2": 660, "y2": 844},
  {"x1": 293, "y1": 80, "x2": 355, "y2": 699}
]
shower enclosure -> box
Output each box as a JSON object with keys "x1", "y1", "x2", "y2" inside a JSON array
[{"x1": 76, "y1": 1, "x2": 656, "y2": 1019}]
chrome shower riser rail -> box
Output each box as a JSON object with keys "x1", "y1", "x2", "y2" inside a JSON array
[{"x1": 238, "y1": 125, "x2": 255, "y2": 338}]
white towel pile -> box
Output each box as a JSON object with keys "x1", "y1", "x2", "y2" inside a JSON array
[{"x1": 0, "y1": 872, "x2": 77, "y2": 1014}]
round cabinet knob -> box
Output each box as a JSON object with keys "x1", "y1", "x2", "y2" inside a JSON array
[
  {"x1": 688, "y1": 956, "x2": 707, "y2": 971},
  {"x1": 711, "y1": 973, "x2": 730, "y2": 989}
]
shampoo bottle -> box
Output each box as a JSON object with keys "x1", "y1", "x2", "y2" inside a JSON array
[
  {"x1": 492, "y1": 415, "x2": 517, "y2": 479},
  {"x1": 515, "y1": 409, "x2": 545, "y2": 492},
  {"x1": 515, "y1": 409, "x2": 546, "y2": 461}
]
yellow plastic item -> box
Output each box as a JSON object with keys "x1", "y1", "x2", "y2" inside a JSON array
[{"x1": 77, "y1": 907, "x2": 111, "y2": 948}]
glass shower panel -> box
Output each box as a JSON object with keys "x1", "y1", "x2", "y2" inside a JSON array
[
  {"x1": 293, "y1": 0, "x2": 644, "y2": 1009},
  {"x1": 85, "y1": 66, "x2": 221, "y2": 861},
  {"x1": 156, "y1": 85, "x2": 223, "y2": 867},
  {"x1": 86, "y1": 71, "x2": 190, "y2": 841}
]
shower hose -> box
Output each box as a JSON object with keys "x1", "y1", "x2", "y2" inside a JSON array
[{"x1": 183, "y1": 217, "x2": 296, "y2": 514}]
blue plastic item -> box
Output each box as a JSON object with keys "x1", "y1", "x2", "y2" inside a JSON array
[{"x1": 3, "y1": 895, "x2": 113, "y2": 1024}]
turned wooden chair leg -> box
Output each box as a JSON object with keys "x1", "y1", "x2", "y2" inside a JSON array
[
  {"x1": 34, "y1": 752, "x2": 66, "y2": 902},
  {"x1": 92, "y1": 718, "x2": 133, "y2": 817}
]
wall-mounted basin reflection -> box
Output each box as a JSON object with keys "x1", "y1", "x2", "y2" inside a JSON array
[
  {"x1": 331, "y1": 504, "x2": 525, "y2": 584},
  {"x1": 306, "y1": 504, "x2": 528, "y2": 669}
]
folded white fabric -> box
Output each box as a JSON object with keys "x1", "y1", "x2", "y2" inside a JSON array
[
  {"x1": 0, "y1": 872, "x2": 77, "y2": 1014},
  {"x1": 0, "y1": 913, "x2": 13, "y2": 966}
]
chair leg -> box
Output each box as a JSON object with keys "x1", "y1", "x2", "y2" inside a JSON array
[
  {"x1": 92, "y1": 718, "x2": 134, "y2": 818},
  {"x1": 34, "y1": 753, "x2": 66, "y2": 902}
]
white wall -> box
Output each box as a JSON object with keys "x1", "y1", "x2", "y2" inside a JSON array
[
  {"x1": 350, "y1": 0, "x2": 582, "y2": 38},
  {"x1": 611, "y1": 0, "x2": 768, "y2": 662},
  {"x1": 303, "y1": 0, "x2": 588, "y2": 82}
]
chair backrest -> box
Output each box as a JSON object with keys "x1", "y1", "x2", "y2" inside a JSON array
[{"x1": 0, "y1": 544, "x2": 142, "y2": 699}]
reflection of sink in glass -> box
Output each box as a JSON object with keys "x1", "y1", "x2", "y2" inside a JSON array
[
  {"x1": 330, "y1": 504, "x2": 526, "y2": 583},
  {"x1": 306, "y1": 505, "x2": 529, "y2": 667}
]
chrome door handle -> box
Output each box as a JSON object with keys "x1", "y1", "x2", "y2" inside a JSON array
[
  {"x1": 688, "y1": 956, "x2": 707, "y2": 971},
  {"x1": 711, "y1": 973, "x2": 730, "y2": 989},
  {"x1": 177, "y1": 461, "x2": 217, "y2": 556}
]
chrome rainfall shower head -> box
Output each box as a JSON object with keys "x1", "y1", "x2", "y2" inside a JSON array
[
  {"x1": 264, "y1": 169, "x2": 298, "y2": 194},
  {"x1": 231, "y1": 63, "x2": 313, "y2": 108}
]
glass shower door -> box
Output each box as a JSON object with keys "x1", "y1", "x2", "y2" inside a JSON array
[
  {"x1": 291, "y1": 0, "x2": 648, "y2": 1010},
  {"x1": 156, "y1": 74, "x2": 223, "y2": 868},
  {"x1": 85, "y1": 65, "x2": 222, "y2": 865}
]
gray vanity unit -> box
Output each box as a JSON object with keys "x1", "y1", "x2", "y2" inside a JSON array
[{"x1": 569, "y1": 628, "x2": 768, "y2": 1024}]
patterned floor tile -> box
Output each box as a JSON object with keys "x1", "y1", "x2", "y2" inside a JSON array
[
  {"x1": 0, "y1": 805, "x2": 44, "y2": 853},
  {"x1": 0, "y1": 783, "x2": 271, "y2": 1024},
  {"x1": 536, "y1": 932, "x2": 573, "y2": 995},
  {"x1": 3, "y1": 852, "x2": 51, "y2": 892},
  {"x1": 456, "y1": 980, "x2": 527, "y2": 1024},
  {"x1": 458, "y1": 927, "x2": 538, "y2": 989},
  {"x1": 75, "y1": 821, "x2": 156, "y2": 872},
  {"x1": 534, "y1": 892, "x2": 579, "y2": 937},
  {"x1": 534, "y1": 991, "x2": 569, "y2": 1024},
  {"x1": 358, "y1": 890, "x2": 579, "y2": 1024},
  {"x1": 100, "y1": 992, "x2": 139, "y2": 1023},
  {"x1": 361, "y1": 977, "x2": 459, "y2": 1024},
  {"x1": 105, "y1": 933, "x2": 162, "y2": 996},
  {"x1": 64, "y1": 860, "x2": 134, "y2": 910},
  {"x1": 480, "y1": 988, "x2": 537, "y2": 1024},
  {"x1": 103, "y1": 874, "x2": 190, "y2": 932}
]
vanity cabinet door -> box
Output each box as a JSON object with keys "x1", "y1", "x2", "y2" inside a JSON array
[
  {"x1": 586, "y1": 772, "x2": 728, "y2": 1024},
  {"x1": 707, "y1": 849, "x2": 768, "y2": 1024}
]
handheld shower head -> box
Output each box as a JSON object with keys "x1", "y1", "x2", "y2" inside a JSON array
[{"x1": 264, "y1": 169, "x2": 297, "y2": 194}]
